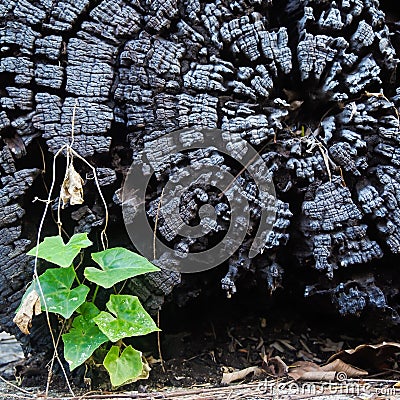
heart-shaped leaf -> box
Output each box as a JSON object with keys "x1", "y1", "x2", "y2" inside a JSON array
[
  {"x1": 63, "y1": 302, "x2": 108, "y2": 371},
  {"x1": 28, "y1": 266, "x2": 89, "y2": 318},
  {"x1": 103, "y1": 345, "x2": 148, "y2": 387},
  {"x1": 93, "y1": 295, "x2": 160, "y2": 342},
  {"x1": 27, "y1": 233, "x2": 92, "y2": 268},
  {"x1": 84, "y1": 248, "x2": 159, "y2": 288}
]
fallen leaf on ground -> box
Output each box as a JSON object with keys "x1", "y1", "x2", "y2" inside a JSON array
[
  {"x1": 327, "y1": 342, "x2": 400, "y2": 371},
  {"x1": 289, "y1": 100, "x2": 304, "y2": 111},
  {"x1": 318, "y1": 338, "x2": 344, "y2": 353},
  {"x1": 256, "y1": 337, "x2": 264, "y2": 350},
  {"x1": 262, "y1": 355, "x2": 288, "y2": 377},
  {"x1": 61, "y1": 163, "x2": 84, "y2": 207},
  {"x1": 297, "y1": 349, "x2": 317, "y2": 361},
  {"x1": 321, "y1": 359, "x2": 368, "y2": 376},
  {"x1": 146, "y1": 356, "x2": 162, "y2": 365},
  {"x1": 13, "y1": 290, "x2": 41, "y2": 334},
  {"x1": 288, "y1": 361, "x2": 336, "y2": 381},
  {"x1": 278, "y1": 339, "x2": 297, "y2": 351},
  {"x1": 288, "y1": 359, "x2": 367, "y2": 381},
  {"x1": 270, "y1": 341, "x2": 285, "y2": 353},
  {"x1": 221, "y1": 366, "x2": 265, "y2": 384}
]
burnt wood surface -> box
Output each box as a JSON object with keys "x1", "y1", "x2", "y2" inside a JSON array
[{"x1": 1, "y1": 0, "x2": 400, "y2": 357}]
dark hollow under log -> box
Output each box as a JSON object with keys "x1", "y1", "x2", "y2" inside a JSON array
[{"x1": 1, "y1": 0, "x2": 400, "y2": 362}]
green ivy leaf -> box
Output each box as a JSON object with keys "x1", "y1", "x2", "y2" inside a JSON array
[
  {"x1": 93, "y1": 295, "x2": 160, "y2": 342},
  {"x1": 27, "y1": 233, "x2": 92, "y2": 268},
  {"x1": 84, "y1": 248, "x2": 159, "y2": 289},
  {"x1": 63, "y1": 303, "x2": 108, "y2": 371},
  {"x1": 103, "y1": 345, "x2": 147, "y2": 387},
  {"x1": 30, "y1": 266, "x2": 89, "y2": 318}
]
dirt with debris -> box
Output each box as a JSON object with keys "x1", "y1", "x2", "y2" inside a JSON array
[{"x1": 2, "y1": 295, "x2": 400, "y2": 399}]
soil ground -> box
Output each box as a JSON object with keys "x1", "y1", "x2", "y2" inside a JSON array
[{"x1": 1, "y1": 291, "x2": 400, "y2": 399}]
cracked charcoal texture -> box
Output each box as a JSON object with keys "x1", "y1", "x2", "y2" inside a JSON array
[{"x1": 1, "y1": 0, "x2": 400, "y2": 363}]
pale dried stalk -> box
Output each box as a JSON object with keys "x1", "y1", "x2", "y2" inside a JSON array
[
  {"x1": 69, "y1": 148, "x2": 109, "y2": 250},
  {"x1": 0, "y1": 375, "x2": 34, "y2": 396},
  {"x1": 32, "y1": 143, "x2": 75, "y2": 397},
  {"x1": 153, "y1": 187, "x2": 165, "y2": 260},
  {"x1": 302, "y1": 135, "x2": 336, "y2": 183},
  {"x1": 32, "y1": 100, "x2": 109, "y2": 397},
  {"x1": 153, "y1": 188, "x2": 165, "y2": 372},
  {"x1": 45, "y1": 320, "x2": 67, "y2": 396},
  {"x1": 57, "y1": 100, "x2": 77, "y2": 234},
  {"x1": 364, "y1": 90, "x2": 400, "y2": 132}
]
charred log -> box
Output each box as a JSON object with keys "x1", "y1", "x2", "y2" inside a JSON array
[{"x1": 1, "y1": 0, "x2": 400, "y2": 361}]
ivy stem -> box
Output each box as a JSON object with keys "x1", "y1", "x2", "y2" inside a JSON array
[
  {"x1": 92, "y1": 285, "x2": 99, "y2": 303},
  {"x1": 72, "y1": 265, "x2": 81, "y2": 285}
]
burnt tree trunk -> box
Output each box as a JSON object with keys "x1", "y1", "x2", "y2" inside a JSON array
[{"x1": 1, "y1": 0, "x2": 400, "y2": 358}]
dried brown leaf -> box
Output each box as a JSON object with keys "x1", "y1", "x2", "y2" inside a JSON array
[
  {"x1": 288, "y1": 359, "x2": 367, "y2": 381},
  {"x1": 289, "y1": 100, "x2": 304, "y2": 111},
  {"x1": 262, "y1": 355, "x2": 288, "y2": 377},
  {"x1": 13, "y1": 290, "x2": 41, "y2": 335},
  {"x1": 290, "y1": 369, "x2": 336, "y2": 381},
  {"x1": 327, "y1": 342, "x2": 400, "y2": 371},
  {"x1": 319, "y1": 338, "x2": 344, "y2": 353},
  {"x1": 221, "y1": 366, "x2": 265, "y2": 384},
  {"x1": 288, "y1": 361, "x2": 324, "y2": 380},
  {"x1": 256, "y1": 337, "x2": 264, "y2": 351},
  {"x1": 61, "y1": 163, "x2": 84, "y2": 207},
  {"x1": 299, "y1": 338, "x2": 312, "y2": 354},
  {"x1": 146, "y1": 356, "x2": 162, "y2": 365},
  {"x1": 278, "y1": 339, "x2": 297, "y2": 351},
  {"x1": 297, "y1": 349, "x2": 315, "y2": 361},
  {"x1": 321, "y1": 358, "x2": 368, "y2": 378},
  {"x1": 271, "y1": 341, "x2": 285, "y2": 353}
]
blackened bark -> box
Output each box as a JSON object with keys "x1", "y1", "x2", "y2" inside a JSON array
[{"x1": 1, "y1": 0, "x2": 400, "y2": 359}]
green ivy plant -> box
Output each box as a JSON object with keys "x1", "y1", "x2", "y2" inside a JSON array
[{"x1": 16, "y1": 232, "x2": 160, "y2": 387}]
